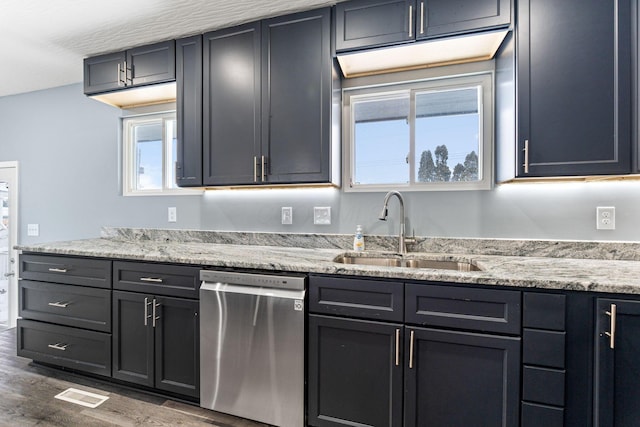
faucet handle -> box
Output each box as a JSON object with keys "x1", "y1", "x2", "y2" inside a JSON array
[{"x1": 405, "y1": 229, "x2": 417, "y2": 245}]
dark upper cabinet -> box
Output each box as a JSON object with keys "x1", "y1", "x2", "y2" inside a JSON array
[
  {"x1": 175, "y1": 36, "x2": 203, "y2": 187},
  {"x1": 178, "y1": 7, "x2": 337, "y2": 187},
  {"x1": 262, "y1": 8, "x2": 333, "y2": 184},
  {"x1": 335, "y1": 0, "x2": 511, "y2": 52},
  {"x1": 84, "y1": 40, "x2": 175, "y2": 95},
  {"x1": 516, "y1": 0, "x2": 632, "y2": 177},
  {"x1": 335, "y1": 0, "x2": 414, "y2": 51},
  {"x1": 202, "y1": 23, "x2": 261, "y2": 186},
  {"x1": 595, "y1": 298, "x2": 640, "y2": 427},
  {"x1": 418, "y1": 0, "x2": 511, "y2": 39}
]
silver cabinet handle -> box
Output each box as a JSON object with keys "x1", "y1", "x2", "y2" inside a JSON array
[
  {"x1": 254, "y1": 156, "x2": 258, "y2": 183},
  {"x1": 48, "y1": 343, "x2": 68, "y2": 351},
  {"x1": 140, "y1": 277, "x2": 163, "y2": 283},
  {"x1": 261, "y1": 156, "x2": 266, "y2": 182},
  {"x1": 117, "y1": 63, "x2": 125, "y2": 87},
  {"x1": 144, "y1": 297, "x2": 152, "y2": 326},
  {"x1": 152, "y1": 299, "x2": 160, "y2": 328},
  {"x1": 124, "y1": 60, "x2": 131, "y2": 85},
  {"x1": 408, "y1": 5, "x2": 413, "y2": 38},
  {"x1": 48, "y1": 301, "x2": 70, "y2": 308},
  {"x1": 395, "y1": 328, "x2": 400, "y2": 366},
  {"x1": 409, "y1": 330, "x2": 415, "y2": 369},
  {"x1": 48, "y1": 268, "x2": 68, "y2": 273},
  {"x1": 605, "y1": 304, "x2": 617, "y2": 349},
  {"x1": 523, "y1": 140, "x2": 530, "y2": 174},
  {"x1": 420, "y1": 2, "x2": 425, "y2": 34}
]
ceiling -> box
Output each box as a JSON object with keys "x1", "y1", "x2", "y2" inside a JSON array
[{"x1": 0, "y1": 0, "x2": 343, "y2": 98}]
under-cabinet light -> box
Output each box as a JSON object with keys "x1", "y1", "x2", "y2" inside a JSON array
[
  {"x1": 337, "y1": 29, "x2": 509, "y2": 78},
  {"x1": 90, "y1": 82, "x2": 176, "y2": 109}
]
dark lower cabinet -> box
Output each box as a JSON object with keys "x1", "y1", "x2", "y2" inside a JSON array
[
  {"x1": 308, "y1": 314, "x2": 403, "y2": 427},
  {"x1": 595, "y1": 298, "x2": 640, "y2": 427},
  {"x1": 404, "y1": 327, "x2": 520, "y2": 427},
  {"x1": 112, "y1": 291, "x2": 199, "y2": 399}
]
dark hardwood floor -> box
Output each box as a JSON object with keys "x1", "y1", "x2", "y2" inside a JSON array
[{"x1": 0, "y1": 328, "x2": 267, "y2": 426}]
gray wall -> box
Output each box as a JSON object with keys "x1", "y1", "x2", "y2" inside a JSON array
[{"x1": 1, "y1": 83, "x2": 640, "y2": 245}]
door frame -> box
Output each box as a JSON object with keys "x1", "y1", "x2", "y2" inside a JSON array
[{"x1": 0, "y1": 161, "x2": 18, "y2": 328}]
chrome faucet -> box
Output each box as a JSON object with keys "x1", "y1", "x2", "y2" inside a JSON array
[{"x1": 378, "y1": 191, "x2": 415, "y2": 254}]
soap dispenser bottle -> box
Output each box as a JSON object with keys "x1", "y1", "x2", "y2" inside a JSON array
[{"x1": 353, "y1": 225, "x2": 365, "y2": 252}]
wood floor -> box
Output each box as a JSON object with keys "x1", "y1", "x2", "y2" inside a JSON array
[{"x1": 0, "y1": 328, "x2": 267, "y2": 426}]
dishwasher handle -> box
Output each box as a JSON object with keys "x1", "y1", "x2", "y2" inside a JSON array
[{"x1": 200, "y1": 282, "x2": 305, "y2": 300}]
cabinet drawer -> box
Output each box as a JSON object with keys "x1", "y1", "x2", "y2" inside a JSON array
[
  {"x1": 17, "y1": 319, "x2": 111, "y2": 377},
  {"x1": 521, "y1": 402, "x2": 564, "y2": 427},
  {"x1": 405, "y1": 283, "x2": 521, "y2": 334},
  {"x1": 19, "y1": 281, "x2": 111, "y2": 332},
  {"x1": 113, "y1": 261, "x2": 200, "y2": 298},
  {"x1": 523, "y1": 329, "x2": 566, "y2": 369},
  {"x1": 309, "y1": 275, "x2": 403, "y2": 322},
  {"x1": 523, "y1": 366, "x2": 565, "y2": 406},
  {"x1": 523, "y1": 292, "x2": 566, "y2": 331},
  {"x1": 20, "y1": 254, "x2": 111, "y2": 288}
]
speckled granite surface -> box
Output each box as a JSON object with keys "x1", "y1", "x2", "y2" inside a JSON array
[{"x1": 16, "y1": 227, "x2": 640, "y2": 294}]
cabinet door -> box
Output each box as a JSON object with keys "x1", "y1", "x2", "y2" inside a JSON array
[
  {"x1": 595, "y1": 298, "x2": 640, "y2": 427},
  {"x1": 154, "y1": 296, "x2": 199, "y2": 398},
  {"x1": 112, "y1": 291, "x2": 154, "y2": 387},
  {"x1": 308, "y1": 315, "x2": 403, "y2": 427},
  {"x1": 175, "y1": 36, "x2": 203, "y2": 187},
  {"x1": 203, "y1": 23, "x2": 261, "y2": 186},
  {"x1": 517, "y1": 0, "x2": 632, "y2": 177},
  {"x1": 417, "y1": 0, "x2": 511, "y2": 39},
  {"x1": 335, "y1": 0, "x2": 414, "y2": 51},
  {"x1": 404, "y1": 327, "x2": 520, "y2": 427},
  {"x1": 262, "y1": 8, "x2": 332, "y2": 184},
  {"x1": 126, "y1": 41, "x2": 176, "y2": 87},
  {"x1": 83, "y1": 51, "x2": 126, "y2": 94}
]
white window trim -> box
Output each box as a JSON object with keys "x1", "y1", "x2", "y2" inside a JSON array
[
  {"x1": 122, "y1": 111, "x2": 202, "y2": 197},
  {"x1": 342, "y1": 62, "x2": 495, "y2": 192}
]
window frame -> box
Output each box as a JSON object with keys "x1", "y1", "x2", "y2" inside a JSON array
[
  {"x1": 342, "y1": 63, "x2": 495, "y2": 192},
  {"x1": 122, "y1": 111, "x2": 201, "y2": 196}
]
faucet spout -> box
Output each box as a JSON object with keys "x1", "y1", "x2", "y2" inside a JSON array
[{"x1": 378, "y1": 191, "x2": 414, "y2": 254}]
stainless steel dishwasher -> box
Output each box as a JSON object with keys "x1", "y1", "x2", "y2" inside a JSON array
[{"x1": 199, "y1": 270, "x2": 306, "y2": 427}]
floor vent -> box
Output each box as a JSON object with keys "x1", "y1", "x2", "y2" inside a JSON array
[{"x1": 54, "y1": 388, "x2": 109, "y2": 408}]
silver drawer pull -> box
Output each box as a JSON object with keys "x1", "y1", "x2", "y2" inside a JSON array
[
  {"x1": 140, "y1": 277, "x2": 163, "y2": 283},
  {"x1": 48, "y1": 268, "x2": 68, "y2": 273},
  {"x1": 605, "y1": 304, "x2": 617, "y2": 349},
  {"x1": 48, "y1": 301, "x2": 70, "y2": 308},
  {"x1": 48, "y1": 343, "x2": 68, "y2": 351}
]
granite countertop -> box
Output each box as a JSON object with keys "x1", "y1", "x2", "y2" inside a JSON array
[{"x1": 15, "y1": 227, "x2": 640, "y2": 295}]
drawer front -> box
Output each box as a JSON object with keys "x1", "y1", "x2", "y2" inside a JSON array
[
  {"x1": 20, "y1": 254, "x2": 111, "y2": 289},
  {"x1": 521, "y1": 402, "x2": 564, "y2": 427},
  {"x1": 19, "y1": 281, "x2": 111, "y2": 332},
  {"x1": 523, "y1": 329, "x2": 566, "y2": 369},
  {"x1": 523, "y1": 366, "x2": 565, "y2": 407},
  {"x1": 523, "y1": 292, "x2": 566, "y2": 331},
  {"x1": 309, "y1": 275, "x2": 403, "y2": 322},
  {"x1": 405, "y1": 283, "x2": 521, "y2": 334},
  {"x1": 17, "y1": 319, "x2": 111, "y2": 377},
  {"x1": 113, "y1": 261, "x2": 200, "y2": 298}
]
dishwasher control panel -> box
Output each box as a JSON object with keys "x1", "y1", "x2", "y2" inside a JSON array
[{"x1": 199, "y1": 270, "x2": 306, "y2": 290}]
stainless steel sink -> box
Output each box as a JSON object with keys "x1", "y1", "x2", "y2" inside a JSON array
[{"x1": 334, "y1": 255, "x2": 482, "y2": 272}]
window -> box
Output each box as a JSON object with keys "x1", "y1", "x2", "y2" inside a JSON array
[
  {"x1": 123, "y1": 112, "x2": 197, "y2": 196},
  {"x1": 343, "y1": 67, "x2": 494, "y2": 191}
]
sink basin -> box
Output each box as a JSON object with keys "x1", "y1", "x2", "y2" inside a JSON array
[{"x1": 334, "y1": 255, "x2": 482, "y2": 272}]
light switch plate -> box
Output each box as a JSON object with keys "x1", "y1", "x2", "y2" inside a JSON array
[
  {"x1": 314, "y1": 207, "x2": 331, "y2": 225},
  {"x1": 27, "y1": 223, "x2": 39, "y2": 236}
]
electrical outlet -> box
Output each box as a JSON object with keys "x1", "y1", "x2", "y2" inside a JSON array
[
  {"x1": 27, "y1": 224, "x2": 39, "y2": 236},
  {"x1": 314, "y1": 207, "x2": 331, "y2": 225},
  {"x1": 168, "y1": 207, "x2": 177, "y2": 223},
  {"x1": 281, "y1": 207, "x2": 293, "y2": 225},
  {"x1": 596, "y1": 206, "x2": 615, "y2": 230}
]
